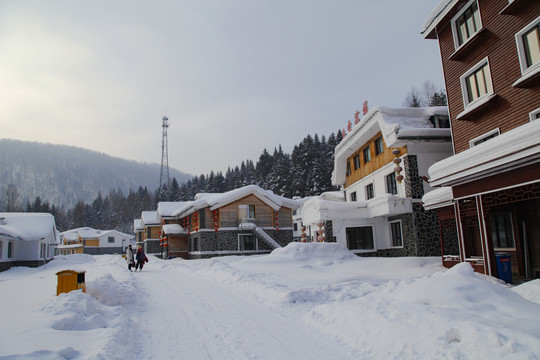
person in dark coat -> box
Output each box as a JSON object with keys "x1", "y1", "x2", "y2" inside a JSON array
[
  {"x1": 135, "y1": 247, "x2": 148, "y2": 271},
  {"x1": 126, "y1": 245, "x2": 135, "y2": 272}
]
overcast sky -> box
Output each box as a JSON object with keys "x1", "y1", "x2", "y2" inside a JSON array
[{"x1": 0, "y1": 0, "x2": 444, "y2": 177}]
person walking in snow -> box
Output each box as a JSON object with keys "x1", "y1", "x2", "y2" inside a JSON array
[
  {"x1": 126, "y1": 245, "x2": 135, "y2": 272},
  {"x1": 135, "y1": 247, "x2": 148, "y2": 271}
]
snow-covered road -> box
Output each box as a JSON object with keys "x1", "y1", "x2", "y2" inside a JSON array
[
  {"x1": 135, "y1": 264, "x2": 357, "y2": 360},
  {"x1": 1, "y1": 243, "x2": 540, "y2": 360}
]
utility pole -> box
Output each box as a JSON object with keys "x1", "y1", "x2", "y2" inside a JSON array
[{"x1": 159, "y1": 116, "x2": 170, "y2": 189}]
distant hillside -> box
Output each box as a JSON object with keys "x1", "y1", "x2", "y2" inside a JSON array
[{"x1": 0, "y1": 139, "x2": 192, "y2": 209}]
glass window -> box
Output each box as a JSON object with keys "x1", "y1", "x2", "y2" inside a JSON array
[
  {"x1": 366, "y1": 184, "x2": 374, "y2": 200},
  {"x1": 346, "y1": 161, "x2": 351, "y2": 176},
  {"x1": 529, "y1": 108, "x2": 540, "y2": 121},
  {"x1": 453, "y1": 0, "x2": 481, "y2": 48},
  {"x1": 461, "y1": 58, "x2": 493, "y2": 107},
  {"x1": 375, "y1": 136, "x2": 384, "y2": 155},
  {"x1": 469, "y1": 128, "x2": 500, "y2": 147},
  {"x1": 108, "y1": 236, "x2": 115, "y2": 243},
  {"x1": 491, "y1": 212, "x2": 515, "y2": 249},
  {"x1": 7, "y1": 241, "x2": 13, "y2": 258},
  {"x1": 350, "y1": 191, "x2": 357, "y2": 202},
  {"x1": 390, "y1": 221, "x2": 403, "y2": 247},
  {"x1": 516, "y1": 17, "x2": 540, "y2": 74},
  {"x1": 239, "y1": 234, "x2": 256, "y2": 251},
  {"x1": 386, "y1": 172, "x2": 398, "y2": 195},
  {"x1": 353, "y1": 154, "x2": 361, "y2": 170},
  {"x1": 346, "y1": 226, "x2": 374, "y2": 250},
  {"x1": 363, "y1": 146, "x2": 371, "y2": 163},
  {"x1": 239, "y1": 205, "x2": 255, "y2": 219}
]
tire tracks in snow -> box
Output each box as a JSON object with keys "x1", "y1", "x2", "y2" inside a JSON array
[{"x1": 132, "y1": 265, "x2": 358, "y2": 360}]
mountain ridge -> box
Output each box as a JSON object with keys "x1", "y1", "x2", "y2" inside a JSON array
[{"x1": 0, "y1": 138, "x2": 192, "y2": 209}]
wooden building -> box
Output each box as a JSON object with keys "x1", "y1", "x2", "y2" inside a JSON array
[
  {"x1": 59, "y1": 227, "x2": 134, "y2": 255},
  {"x1": 421, "y1": 0, "x2": 540, "y2": 281},
  {"x1": 153, "y1": 185, "x2": 300, "y2": 259}
]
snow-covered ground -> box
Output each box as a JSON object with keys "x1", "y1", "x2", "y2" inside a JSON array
[{"x1": 1, "y1": 243, "x2": 539, "y2": 360}]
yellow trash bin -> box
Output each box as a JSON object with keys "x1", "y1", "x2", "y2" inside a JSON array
[{"x1": 56, "y1": 270, "x2": 86, "y2": 296}]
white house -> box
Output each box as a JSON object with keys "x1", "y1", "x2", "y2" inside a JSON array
[
  {"x1": 59, "y1": 227, "x2": 134, "y2": 255},
  {"x1": 302, "y1": 106, "x2": 453, "y2": 257},
  {"x1": 0, "y1": 212, "x2": 59, "y2": 272}
]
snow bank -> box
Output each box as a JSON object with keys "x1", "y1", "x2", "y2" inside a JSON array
[{"x1": 270, "y1": 242, "x2": 357, "y2": 262}]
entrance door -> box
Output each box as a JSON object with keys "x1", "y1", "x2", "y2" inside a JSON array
[{"x1": 238, "y1": 234, "x2": 256, "y2": 251}]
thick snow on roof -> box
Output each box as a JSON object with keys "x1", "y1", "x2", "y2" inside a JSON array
[
  {"x1": 302, "y1": 194, "x2": 412, "y2": 225},
  {"x1": 157, "y1": 202, "x2": 188, "y2": 217},
  {"x1": 429, "y1": 120, "x2": 540, "y2": 187},
  {"x1": 162, "y1": 224, "x2": 187, "y2": 235},
  {"x1": 174, "y1": 185, "x2": 302, "y2": 218},
  {"x1": 141, "y1": 211, "x2": 160, "y2": 225},
  {"x1": 333, "y1": 106, "x2": 450, "y2": 186},
  {"x1": 134, "y1": 219, "x2": 143, "y2": 231},
  {"x1": 422, "y1": 187, "x2": 454, "y2": 210},
  {"x1": 61, "y1": 227, "x2": 134, "y2": 240},
  {"x1": 421, "y1": 0, "x2": 457, "y2": 39},
  {"x1": 0, "y1": 212, "x2": 56, "y2": 241}
]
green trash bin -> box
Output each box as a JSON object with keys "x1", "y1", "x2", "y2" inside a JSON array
[{"x1": 495, "y1": 253, "x2": 512, "y2": 284}]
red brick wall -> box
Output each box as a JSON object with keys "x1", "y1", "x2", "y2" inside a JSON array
[{"x1": 435, "y1": 0, "x2": 540, "y2": 153}]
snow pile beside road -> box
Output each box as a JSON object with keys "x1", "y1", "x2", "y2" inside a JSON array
[{"x1": 270, "y1": 242, "x2": 357, "y2": 262}]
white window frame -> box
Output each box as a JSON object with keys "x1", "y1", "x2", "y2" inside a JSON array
[
  {"x1": 529, "y1": 107, "x2": 540, "y2": 121},
  {"x1": 469, "y1": 128, "x2": 500, "y2": 147},
  {"x1": 350, "y1": 191, "x2": 357, "y2": 202},
  {"x1": 460, "y1": 57, "x2": 494, "y2": 108},
  {"x1": 515, "y1": 16, "x2": 540, "y2": 76},
  {"x1": 389, "y1": 220, "x2": 403, "y2": 248},
  {"x1": 451, "y1": 0, "x2": 482, "y2": 50},
  {"x1": 365, "y1": 183, "x2": 374, "y2": 200}
]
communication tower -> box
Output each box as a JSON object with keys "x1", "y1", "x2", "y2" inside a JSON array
[{"x1": 159, "y1": 116, "x2": 170, "y2": 189}]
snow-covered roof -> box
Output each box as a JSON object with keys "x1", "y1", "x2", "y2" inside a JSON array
[
  {"x1": 157, "y1": 202, "x2": 188, "y2": 218},
  {"x1": 332, "y1": 106, "x2": 450, "y2": 186},
  {"x1": 162, "y1": 224, "x2": 187, "y2": 235},
  {"x1": 173, "y1": 185, "x2": 302, "y2": 218},
  {"x1": 302, "y1": 194, "x2": 413, "y2": 225},
  {"x1": 0, "y1": 213, "x2": 57, "y2": 242},
  {"x1": 134, "y1": 219, "x2": 143, "y2": 231},
  {"x1": 422, "y1": 187, "x2": 454, "y2": 210},
  {"x1": 421, "y1": 0, "x2": 458, "y2": 39},
  {"x1": 141, "y1": 211, "x2": 160, "y2": 226},
  {"x1": 428, "y1": 120, "x2": 540, "y2": 187},
  {"x1": 60, "y1": 227, "x2": 134, "y2": 240}
]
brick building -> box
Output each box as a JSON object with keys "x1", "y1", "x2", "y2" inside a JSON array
[{"x1": 421, "y1": 0, "x2": 540, "y2": 281}]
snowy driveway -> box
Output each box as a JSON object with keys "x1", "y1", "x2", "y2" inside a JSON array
[{"x1": 134, "y1": 264, "x2": 357, "y2": 360}]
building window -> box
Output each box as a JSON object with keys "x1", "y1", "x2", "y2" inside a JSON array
[
  {"x1": 366, "y1": 184, "x2": 374, "y2": 200},
  {"x1": 530, "y1": 108, "x2": 540, "y2": 121},
  {"x1": 430, "y1": 115, "x2": 450, "y2": 128},
  {"x1": 375, "y1": 136, "x2": 384, "y2": 155},
  {"x1": 346, "y1": 226, "x2": 374, "y2": 250},
  {"x1": 452, "y1": 0, "x2": 482, "y2": 49},
  {"x1": 239, "y1": 234, "x2": 256, "y2": 251},
  {"x1": 190, "y1": 237, "x2": 199, "y2": 252},
  {"x1": 491, "y1": 212, "x2": 515, "y2": 249},
  {"x1": 293, "y1": 223, "x2": 298, "y2": 232},
  {"x1": 239, "y1": 205, "x2": 255, "y2": 219},
  {"x1": 469, "y1": 128, "x2": 500, "y2": 147},
  {"x1": 108, "y1": 236, "x2": 115, "y2": 243},
  {"x1": 516, "y1": 17, "x2": 540, "y2": 75},
  {"x1": 350, "y1": 191, "x2": 357, "y2": 202},
  {"x1": 346, "y1": 161, "x2": 351, "y2": 176},
  {"x1": 0, "y1": 240, "x2": 2, "y2": 258},
  {"x1": 353, "y1": 154, "x2": 361, "y2": 170},
  {"x1": 363, "y1": 146, "x2": 371, "y2": 163},
  {"x1": 460, "y1": 58, "x2": 493, "y2": 107},
  {"x1": 386, "y1": 172, "x2": 398, "y2": 195},
  {"x1": 390, "y1": 221, "x2": 403, "y2": 247},
  {"x1": 146, "y1": 227, "x2": 151, "y2": 239},
  {"x1": 7, "y1": 241, "x2": 13, "y2": 258}
]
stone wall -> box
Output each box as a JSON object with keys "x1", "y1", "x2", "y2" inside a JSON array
[
  {"x1": 404, "y1": 155, "x2": 424, "y2": 199},
  {"x1": 84, "y1": 247, "x2": 123, "y2": 255},
  {"x1": 145, "y1": 239, "x2": 161, "y2": 255},
  {"x1": 412, "y1": 203, "x2": 442, "y2": 257}
]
